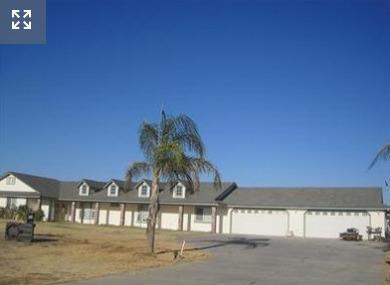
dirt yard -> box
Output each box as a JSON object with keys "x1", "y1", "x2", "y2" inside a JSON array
[{"x1": 0, "y1": 220, "x2": 207, "y2": 285}]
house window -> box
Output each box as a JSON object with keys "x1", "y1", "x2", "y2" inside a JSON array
[
  {"x1": 330, "y1": 212, "x2": 335, "y2": 216},
  {"x1": 323, "y1": 212, "x2": 328, "y2": 216},
  {"x1": 81, "y1": 203, "x2": 95, "y2": 220},
  {"x1": 80, "y1": 184, "x2": 88, "y2": 195},
  {"x1": 194, "y1": 207, "x2": 211, "y2": 223},
  {"x1": 338, "y1": 212, "x2": 343, "y2": 216},
  {"x1": 354, "y1": 212, "x2": 359, "y2": 216},
  {"x1": 174, "y1": 185, "x2": 185, "y2": 198},
  {"x1": 137, "y1": 204, "x2": 149, "y2": 223},
  {"x1": 307, "y1": 212, "x2": 312, "y2": 215},
  {"x1": 268, "y1": 210, "x2": 273, "y2": 214},
  {"x1": 109, "y1": 185, "x2": 117, "y2": 196},
  {"x1": 6, "y1": 198, "x2": 17, "y2": 209},
  {"x1": 362, "y1": 212, "x2": 368, "y2": 216},
  {"x1": 346, "y1": 212, "x2": 351, "y2": 216},
  {"x1": 6, "y1": 176, "x2": 15, "y2": 185},
  {"x1": 140, "y1": 185, "x2": 148, "y2": 197}
]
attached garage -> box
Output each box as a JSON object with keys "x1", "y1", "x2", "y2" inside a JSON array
[
  {"x1": 231, "y1": 208, "x2": 288, "y2": 236},
  {"x1": 305, "y1": 210, "x2": 370, "y2": 239}
]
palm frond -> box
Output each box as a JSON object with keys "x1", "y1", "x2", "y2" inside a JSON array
[
  {"x1": 125, "y1": 161, "x2": 151, "y2": 190},
  {"x1": 369, "y1": 144, "x2": 390, "y2": 169},
  {"x1": 139, "y1": 121, "x2": 159, "y2": 160},
  {"x1": 190, "y1": 157, "x2": 222, "y2": 190}
]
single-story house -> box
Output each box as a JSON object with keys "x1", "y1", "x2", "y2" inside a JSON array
[{"x1": 0, "y1": 171, "x2": 387, "y2": 239}]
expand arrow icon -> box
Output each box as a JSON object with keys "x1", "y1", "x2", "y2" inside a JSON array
[
  {"x1": 12, "y1": 21, "x2": 20, "y2": 30},
  {"x1": 23, "y1": 10, "x2": 31, "y2": 18},
  {"x1": 12, "y1": 10, "x2": 20, "y2": 18},
  {"x1": 23, "y1": 21, "x2": 31, "y2": 30}
]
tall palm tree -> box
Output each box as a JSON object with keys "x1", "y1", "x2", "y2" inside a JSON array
[
  {"x1": 125, "y1": 110, "x2": 221, "y2": 254},
  {"x1": 369, "y1": 144, "x2": 390, "y2": 169}
]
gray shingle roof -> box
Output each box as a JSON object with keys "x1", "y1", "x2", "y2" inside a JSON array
[
  {"x1": 2, "y1": 172, "x2": 61, "y2": 199},
  {"x1": 223, "y1": 187, "x2": 385, "y2": 210},
  {"x1": 1, "y1": 171, "x2": 386, "y2": 209},
  {"x1": 59, "y1": 180, "x2": 235, "y2": 205},
  {"x1": 0, "y1": 191, "x2": 40, "y2": 198}
]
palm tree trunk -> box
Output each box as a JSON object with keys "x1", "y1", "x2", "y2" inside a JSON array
[{"x1": 146, "y1": 169, "x2": 160, "y2": 254}]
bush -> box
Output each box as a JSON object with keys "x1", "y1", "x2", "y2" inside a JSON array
[
  {"x1": 34, "y1": 209, "x2": 45, "y2": 222},
  {"x1": 0, "y1": 206, "x2": 17, "y2": 220},
  {"x1": 15, "y1": 205, "x2": 30, "y2": 221},
  {"x1": 0, "y1": 205, "x2": 44, "y2": 222}
]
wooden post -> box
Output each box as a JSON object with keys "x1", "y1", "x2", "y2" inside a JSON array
[
  {"x1": 94, "y1": 202, "x2": 100, "y2": 225},
  {"x1": 120, "y1": 203, "x2": 126, "y2": 226},
  {"x1": 71, "y1": 201, "x2": 76, "y2": 223},
  {"x1": 130, "y1": 208, "x2": 134, "y2": 227},
  {"x1": 178, "y1": 205, "x2": 184, "y2": 231},
  {"x1": 80, "y1": 202, "x2": 84, "y2": 224},
  {"x1": 211, "y1": 206, "x2": 217, "y2": 233}
]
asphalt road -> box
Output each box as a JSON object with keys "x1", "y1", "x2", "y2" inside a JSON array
[{"x1": 63, "y1": 235, "x2": 385, "y2": 285}]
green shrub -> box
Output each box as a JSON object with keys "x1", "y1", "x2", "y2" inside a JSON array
[
  {"x1": 16, "y1": 205, "x2": 30, "y2": 221},
  {"x1": 34, "y1": 209, "x2": 45, "y2": 221},
  {"x1": 0, "y1": 207, "x2": 17, "y2": 220}
]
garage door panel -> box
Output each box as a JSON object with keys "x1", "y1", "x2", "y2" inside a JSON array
[
  {"x1": 305, "y1": 211, "x2": 369, "y2": 239},
  {"x1": 232, "y1": 209, "x2": 288, "y2": 236}
]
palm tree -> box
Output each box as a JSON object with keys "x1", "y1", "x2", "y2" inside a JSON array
[
  {"x1": 125, "y1": 110, "x2": 221, "y2": 254},
  {"x1": 369, "y1": 144, "x2": 390, "y2": 169}
]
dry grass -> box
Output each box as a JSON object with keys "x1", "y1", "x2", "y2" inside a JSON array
[{"x1": 0, "y1": 220, "x2": 207, "y2": 285}]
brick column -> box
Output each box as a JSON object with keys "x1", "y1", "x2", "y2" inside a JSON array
[
  {"x1": 178, "y1": 205, "x2": 184, "y2": 231},
  {"x1": 211, "y1": 206, "x2": 217, "y2": 233},
  {"x1": 71, "y1": 201, "x2": 76, "y2": 223},
  {"x1": 120, "y1": 203, "x2": 126, "y2": 226},
  {"x1": 94, "y1": 202, "x2": 100, "y2": 225}
]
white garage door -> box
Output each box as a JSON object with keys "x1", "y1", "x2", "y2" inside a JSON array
[
  {"x1": 231, "y1": 209, "x2": 288, "y2": 236},
  {"x1": 305, "y1": 211, "x2": 370, "y2": 239}
]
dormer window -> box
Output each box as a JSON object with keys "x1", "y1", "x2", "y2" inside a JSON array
[
  {"x1": 173, "y1": 184, "x2": 185, "y2": 199},
  {"x1": 79, "y1": 183, "x2": 89, "y2": 196},
  {"x1": 138, "y1": 182, "x2": 150, "y2": 198},
  {"x1": 141, "y1": 185, "x2": 148, "y2": 196},
  {"x1": 108, "y1": 184, "x2": 118, "y2": 197}
]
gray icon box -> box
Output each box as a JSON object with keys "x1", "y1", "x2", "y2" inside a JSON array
[{"x1": 0, "y1": 0, "x2": 46, "y2": 44}]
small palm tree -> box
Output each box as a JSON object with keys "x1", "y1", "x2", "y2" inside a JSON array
[
  {"x1": 369, "y1": 144, "x2": 390, "y2": 169},
  {"x1": 126, "y1": 111, "x2": 221, "y2": 254}
]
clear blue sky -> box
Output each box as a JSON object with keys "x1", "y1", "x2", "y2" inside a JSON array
[{"x1": 0, "y1": 1, "x2": 389, "y2": 197}]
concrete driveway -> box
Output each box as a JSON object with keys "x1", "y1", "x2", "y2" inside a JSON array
[{"x1": 64, "y1": 235, "x2": 385, "y2": 285}]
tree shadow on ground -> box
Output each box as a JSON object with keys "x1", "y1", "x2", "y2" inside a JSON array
[
  {"x1": 189, "y1": 237, "x2": 270, "y2": 250},
  {"x1": 157, "y1": 237, "x2": 269, "y2": 255}
]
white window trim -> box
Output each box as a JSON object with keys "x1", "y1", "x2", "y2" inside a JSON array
[
  {"x1": 138, "y1": 182, "x2": 150, "y2": 198},
  {"x1": 194, "y1": 206, "x2": 211, "y2": 223},
  {"x1": 107, "y1": 183, "x2": 119, "y2": 197},
  {"x1": 79, "y1": 183, "x2": 89, "y2": 196},
  {"x1": 173, "y1": 183, "x2": 186, "y2": 199}
]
